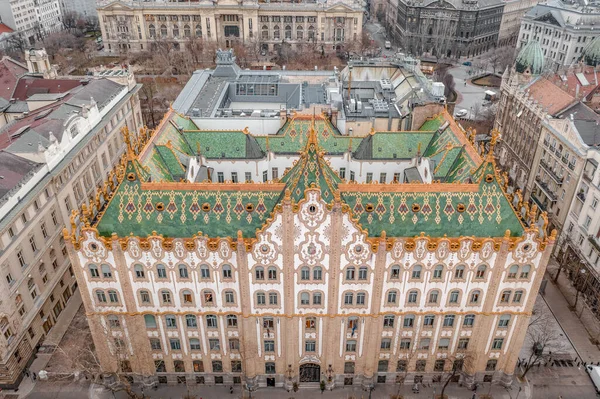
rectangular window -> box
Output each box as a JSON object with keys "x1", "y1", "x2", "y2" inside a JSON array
[
  {"x1": 231, "y1": 172, "x2": 238, "y2": 183},
  {"x1": 492, "y1": 338, "x2": 504, "y2": 350},
  {"x1": 17, "y1": 251, "x2": 26, "y2": 268},
  {"x1": 217, "y1": 172, "x2": 224, "y2": 183},
  {"x1": 272, "y1": 168, "x2": 278, "y2": 180},
  {"x1": 29, "y1": 236, "x2": 37, "y2": 252},
  {"x1": 41, "y1": 223, "x2": 48, "y2": 239},
  {"x1": 458, "y1": 338, "x2": 469, "y2": 350},
  {"x1": 209, "y1": 339, "x2": 220, "y2": 351},
  {"x1": 262, "y1": 171, "x2": 268, "y2": 182},
  {"x1": 379, "y1": 173, "x2": 386, "y2": 183},
  {"x1": 399, "y1": 339, "x2": 411, "y2": 350},
  {"x1": 245, "y1": 172, "x2": 252, "y2": 182},
  {"x1": 339, "y1": 168, "x2": 346, "y2": 179},
  {"x1": 366, "y1": 173, "x2": 373, "y2": 183},
  {"x1": 51, "y1": 211, "x2": 58, "y2": 226},
  {"x1": 305, "y1": 340, "x2": 316, "y2": 352},
  {"x1": 170, "y1": 339, "x2": 181, "y2": 350},
  {"x1": 264, "y1": 340, "x2": 275, "y2": 352}
]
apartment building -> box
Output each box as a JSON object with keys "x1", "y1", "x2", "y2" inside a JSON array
[
  {"x1": 96, "y1": 0, "x2": 364, "y2": 54},
  {"x1": 0, "y1": 0, "x2": 62, "y2": 44},
  {"x1": 516, "y1": 0, "x2": 600, "y2": 69},
  {"x1": 0, "y1": 57, "x2": 141, "y2": 388},
  {"x1": 497, "y1": 0, "x2": 541, "y2": 47}
]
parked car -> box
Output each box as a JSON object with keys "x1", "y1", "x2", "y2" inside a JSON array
[
  {"x1": 385, "y1": 40, "x2": 391, "y2": 49},
  {"x1": 462, "y1": 61, "x2": 472, "y2": 66},
  {"x1": 454, "y1": 109, "x2": 468, "y2": 118}
]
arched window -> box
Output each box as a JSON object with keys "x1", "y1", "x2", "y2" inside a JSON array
[
  {"x1": 312, "y1": 292, "x2": 322, "y2": 305},
  {"x1": 101, "y1": 264, "x2": 112, "y2": 278},
  {"x1": 498, "y1": 314, "x2": 511, "y2": 327},
  {"x1": 308, "y1": 25, "x2": 315, "y2": 40},
  {"x1": 39, "y1": 263, "x2": 46, "y2": 274},
  {"x1": 140, "y1": 290, "x2": 151, "y2": 304},
  {"x1": 222, "y1": 265, "x2": 232, "y2": 279},
  {"x1": 500, "y1": 290, "x2": 511, "y2": 303},
  {"x1": 476, "y1": 265, "x2": 486, "y2": 279},
  {"x1": 513, "y1": 290, "x2": 524, "y2": 303},
  {"x1": 165, "y1": 314, "x2": 177, "y2": 328},
  {"x1": 267, "y1": 267, "x2": 277, "y2": 280},
  {"x1": 96, "y1": 290, "x2": 106, "y2": 303},
  {"x1": 463, "y1": 314, "x2": 475, "y2": 326},
  {"x1": 411, "y1": 265, "x2": 422, "y2": 279},
  {"x1": 161, "y1": 290, "x2": 172, "y2": 304},
  {"x1": 156, "y1": 264, "x2": 167, "y2": 279},
  {"x1": 454, "y1": 264, "x2": 465, "y2": 279},
  {"x1": 520, "y1": 265, "x2": 531, "y2": 278},
  {"x1": 149, "y1": 24, "x2": 156, "y2": 38},
  {"x1": 179, "y1": 264, "x2": 188, "y2": 278},
  {"x1": 449, "y1": 290, "x2": 460, "y2": 304},
  {"x1": 257, "y1": 292, "x2": 266, "y2": 305},
  {"x1": 358, "y1": 267, "x2": 368, "y2": 280},
  {"x1": 107, "y1": 315, "x2": 120, "y2": 328},
  {"x1": 443, "y1": 315, "x2": 455, "y2": 327},
  {"x1": 300, "y1": 292, "x2": 310, "y2": 305},
  {"x1": 206, "y1": 315, "x2": 217, "y2": 328},
  {"x1": 160, "y1": 24, "x2": 167, "y2": 38},
  {"x1": 200, "y1": 264, "x2": 210, "y2": 279},
  {"x1": 470, "y1": 290, "x2": 481, "y2": 304},
  {"x1": 269, "y1": 292, "x2": 278, "y2": 305},
  {"x1": 195, "y1": 24, "x2": 202, "y2": 37},
  {"x1": 182, "y1": 290, "x2": 193, "y2": 304},
  {"x1": 256, "y1": 267, "x2": 264, "y2": 280},
  {"x1": 403, "y1": 314, "x2": 415, "y2": 327},
  {"x1": 356, "y1": 292, "x2": 366, "y2": 305},
  {"x1": 262, "y1": 25, "x2": 269, "y2": 40},
  {"x1": 89, "y1": 264, "x2": 99, "y2": 278},
  {"x1": 407, "y1": 290, "x2": 418, "y2": 303},
  {"x1": 433, "y1": 265, "x2": 443, "y2": 279},
  {"x1": 186, "y1": 314, "x2": 197, "y2": 328},
  {"x1": 144, "y1": 314, "x2": 157, "y2": 328},
  {"x1": 428, "y1": 290, "x2": 439, "y2": 304},
  {"x1": 173, "y1": 25, "x2": 179, "y2": 38},
  {"x1": 203, "y1": 290, "x2": 214, "y2": 304},
  {"x1": 348, "y1": 316, "x2": 359, "y2": 331},
  {"x1": 134, "y1": 264, "x2": 145, "y2": 278},
  {"x1": 227, "y1": 315, "x2": 238, "y2": 328},
  {"x1": 313, "y1": 266, "x2": 322, "y2": 280},
  {"x1": 391, "y1": 265, "x2": 401, "y2": 279},
  {"x1": 344, "y1": 292, "x2": 353, "y2": 305},
  {"x1": 508, "y1": 265, "x2": 518, "y2": 279},
  {"x1": 387, "y1": 290, "x2": 398, "y2": 304},
  {"x1": 345, "y1": 267, "x2": 355, "y2": 280},
  {"x1": 273, "y1": 25, "x2": 280, "y2": 39},
  {"x1": 225, "y1": 290, "x2": 235, "y2": 304},
  {"x1": 184, "y1": 24, "x2": 191, "y2": 37},
  {"x1": 301, "y1": 267, "x2": 310, "y2": 280},
  {"x1": 285, "y1": 25, "x2": 292, "y2": 39},
  {"x1": 297, "y1": 26, "x2": 303, "y2": 40},
  {"x1": 383, "y1": 315, "x2": 394, "y2": 328},
  {"x1": 108, "y1": 290, "x2": 118, "y2": 303}
]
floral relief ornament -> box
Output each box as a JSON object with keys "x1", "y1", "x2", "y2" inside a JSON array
[
  {"x1": 195, "y1": 238, "x2": 208, "y2": 259},
  {"x1": 173, "y1": 240, "x2": 186, "y2": 260},
  {"x1": 299, "y1": 233, "x2": 325, "y2": 266},
  {"x1": 513, "y1": 232, "x2": 538, "y2": 263},
  {"x1": 391, "y1": 241, "x2": 404, "y2": 260},
  {"x1": 127, "y1": 239, "x2": 142, "y2": 260},
  {"x1": 150, "y1": 238, "x2": 163, "y2": 259},
  {"x1": 83, "y1": 232, "x2": 107, "y2": 263},
  {"x1": 346, "y1": 234, "x2": 370, "y2": 264},
  {"x1": 480, "y1": 241, "x2": 493, "y2": 261},
  {"x1": 458, "y1": 239, "x2": 472, "y2": 261},
  {"x1": 253, "y1": 234, "x2": 278, "y2": 265},
  {"x1": 414, "y1": 238, "x2": 427, "y2": 261},
  {"x1": 436, "y1": 240, "x2": 449, "y2": 260}
]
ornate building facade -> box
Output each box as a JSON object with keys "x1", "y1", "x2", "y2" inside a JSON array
[
  {"x1": 97, "y1": 0, "x2": 364, "y2": 54},
  {"x1": 66, "y1": 106, "x2": 553, "y2": 391}
]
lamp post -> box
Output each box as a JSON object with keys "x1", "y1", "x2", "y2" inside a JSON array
[
  {"x1": 574, "y1": 268, "x2": 586, "y2": 309},
  {"x1": 367, "y1": 382, "x2": 375, "y2": 399}
]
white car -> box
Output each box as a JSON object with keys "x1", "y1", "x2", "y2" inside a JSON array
[
  {"x1": 454, "y1": 109, "x2": 468, "y2": 117},
  {"x1": 384, "y1": 41, "x2": 391, "y2": 49}
]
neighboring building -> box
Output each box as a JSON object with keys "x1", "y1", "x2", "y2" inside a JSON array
[
  {"x1": 497, "y1": 0, "x2": 540, "y2": 47},
  {"x1": 96, "y1": 0, "x2": 364, "y2": 54},
  {"x1": 60, "y1": 0, "x2": 97, "y2": 19},
  {"x1": 0, "y1": 24, "x2": 15, "y2": 51},
  {"x1": 0, "y1": 56, "x2": 142, "y2": 388},
  {"x1": 172, "y1": 50, "x2": 445, "y2": 136},
  {"x1": 516, "y1": 0, "x2": 600, "y2": 69},
  {"x1": 65, "y1": 51, "x2": 553, "y2": 392},
  {"x1": 388, "y1": 0, "x2": 505, "y2": 58},
  {"x1": 0, "y1": 0, "x2": 62, "y2": 44}
]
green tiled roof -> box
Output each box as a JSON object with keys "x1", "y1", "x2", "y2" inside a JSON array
[
  {"x1": 96, "y1": 162, "x2": 282, "y2": 238},
  {"x1": 155, "y1": 145, "x2": 185, "y2": 180},
  {"x1": 340, "y1": 162, "x2": 524, "y2": 238},
  {"x1": 279, "y1": 129, "x2": 341, "y2": 203},
  {"x1": 182, "y1": 131, "x2": 260, "y2": 159}
]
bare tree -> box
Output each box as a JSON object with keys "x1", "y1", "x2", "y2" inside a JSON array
[
  {"x1": 438, "y1": 352, "x2": 476, "y2": 399},
  {"x1": 471, "y1": 102, "x2": 482, "y2": 120},
  {"x1": 520, "y1": 302, "x2": 566, "y2": 378}
]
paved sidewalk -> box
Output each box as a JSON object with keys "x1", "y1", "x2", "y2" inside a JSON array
[
  {"x1": 5, "y1": 290, "x2": 82, "y2": 399},
  {"x1": 541, "y1": 267, "x2": 600, "y2": 365}
]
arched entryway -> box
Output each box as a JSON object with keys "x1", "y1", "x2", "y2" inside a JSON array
[{"x1": 299, "y1": 363, "x2": 320, "y2": 382}]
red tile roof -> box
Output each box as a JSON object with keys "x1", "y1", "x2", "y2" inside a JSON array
[
  {"x1": 0, "y1": 24, "x2": 14, "y2": 35},
  {"x1": 11, "y1": 77, "x2": 82, "y2": 101},
  {"x1": 0, "y1": 57, "x2": 27, "y2": 100},
  {"x1": 527, "y1": 78, "x2": 575, "y2": 115}
]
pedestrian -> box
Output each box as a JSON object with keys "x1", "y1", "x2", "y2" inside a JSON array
[
  {"x1": 32, "y1": 372, "x2": 37, "y2": 381},
  {"x1": 229, "y1": 386, "x2": 234, "y2": 394}
]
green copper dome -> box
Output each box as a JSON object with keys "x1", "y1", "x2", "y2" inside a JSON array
[
  {"x1": 515, "y1": 41, "x2": 545, "y2": 75},
  {"x1": 582, "y1": 36, "x2": 600, "y2": 67}
]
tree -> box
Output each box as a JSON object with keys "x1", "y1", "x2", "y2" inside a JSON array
[
  {"x1": 5, "y1": 32, "x2": 28, "y2": 58},
  {"x1": 62, "y1": 11, "x2": 79, "y2": 32},
  {"x1": 139, "y1": 79, "x2": 159, "y2": 128},
  {"x1": 438, "y1": 352, "x2": 475, "y2": 399},
  {"x1": 519, "y1": 301, "x2": 566, "y2": 378}
]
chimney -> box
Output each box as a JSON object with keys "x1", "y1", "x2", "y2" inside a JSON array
[{"x1": 576, "y1": 83, "x2": 580, "y2": 99}]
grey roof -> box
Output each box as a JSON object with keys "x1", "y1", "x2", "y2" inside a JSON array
[
  {"x1": 0, "y1": 151, "x2": 42, "y2": 199},
  {"x1": 245, "y1": 135, "x2": 266, "y2": 159},
  {"x1": 27, "y1": 93, "x2": 68, "y2": 101},
  {"x1": 6, "y1": 101, "x2": 29, "y2": 113},
  {"x1": 68, "y1": 79, "x2": 123, "y2": 109},
  {"x1": 404, "y1": 167, "x2": 422, "y2": 183},
  {"x1": 556, "y1": 102, "x2": 600, "y2": 146},
  {"x1": 303, "y1": 84, "x2": 327, "y2": 106},
  {"x1": 420, "y1": 0, "x2": 503, "y2": 9},
  {"x1": 524, "y1": 1, "x2": 600, "y2": 29},
  {"x1": 173, "y1": 70, "x2": 212, "y2": 115},
  {"x1": 0, "y1": 97, "x2": 9, "y2": 112}
]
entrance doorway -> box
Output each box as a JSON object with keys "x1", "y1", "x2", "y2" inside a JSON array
[
  {"x1": 299, "y1": 363, "x2": 320, "y2": 382},
  {"x1": 266, "y1": 377, "x2": 275, "y2": 387}
]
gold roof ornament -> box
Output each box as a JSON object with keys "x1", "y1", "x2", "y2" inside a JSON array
[{"x1": 486, "y1": 129, "x2": 500, "y2": 162}]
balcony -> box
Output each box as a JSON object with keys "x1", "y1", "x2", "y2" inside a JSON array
[
  {"x1": 539, "y1": 159, "x2": 564, "y2": 185},
  {"x1": 577, "y1": 190, "x2": 587, "y2": 202},
  {"x1": 534, "y1": 178, "x2": 557, "y2": 202},
  {"x1": 588, "y1": 235, "x2": 600, "y2": 253},
  {"x1": 530, "y1": 192, "x2": 546, "y2": 212}
]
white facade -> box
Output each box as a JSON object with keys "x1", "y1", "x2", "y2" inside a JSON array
[{"x1": 0, "y1": 0, "x2": 61, "y2": 45}]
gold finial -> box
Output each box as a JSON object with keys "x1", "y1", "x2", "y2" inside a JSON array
[
  {"x1": 370, "y1": 127, "x2": 376, "y2": 136},
  {"x1": 486, "y1": 129, "x2": 500, "y2": 162},
  {"x1": 550, "y1": 229, "x2": 558, "y2": 239},
  {"x1": 196, "y1": 142, "x2": 201, "y2": 156},
  {"x1": 237, "y1": 230, "x2": 243, "y2": 242},
  {"x1": 308, "y1": 122, "x2": 318, "y2": 145},
  {"x1": 504, "y1": 229, "x2": 511, "y2": 238},
  {"x1": 62, "y1": 228, "x2": 70, "y2": 240},
  {"x1": 243, "y1": 127, "x2": 250, "y2": 135},
  {"x1": 381, "y1": 230, "x2": 387, "y2": 240},
  {"x1": 284, "y1": 189, "x2": 291, "y2": 200}
]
